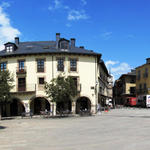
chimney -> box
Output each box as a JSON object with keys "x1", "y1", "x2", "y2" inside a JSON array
[
  {"x1": 146, "y1": 58, "x2": 150, "y2": 64},
  {"x1": 71, "y1": 38, "x2": 75, "y2": 48},
  {"x1": 56, "y1": 33, "x2": 60, "y2": 49},
  {"x1": 15, "y1": 37, "x2": 19, "y2": 45},
  {"x1": 79, "y1": 46, "x2": 84, "y2": 49}
]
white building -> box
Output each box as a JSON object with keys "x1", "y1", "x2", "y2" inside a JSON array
[{"x1": 0, "y1": 33, "x2": 111, "y2": 116}]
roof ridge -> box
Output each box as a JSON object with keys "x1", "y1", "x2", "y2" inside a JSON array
[{"x1": 20, "y1": 41, "x2": 56, "y2": 43}]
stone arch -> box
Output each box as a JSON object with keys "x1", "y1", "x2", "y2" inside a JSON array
[
  {"x1": 2, "y1": 97, "x2": 25, "y2": 117},
  {"x1": 30, "y1": 97, "x2": 50, "y2": 115},
  {"x1": 76, "y1": 96, "x2": 91, "y2": 114}
]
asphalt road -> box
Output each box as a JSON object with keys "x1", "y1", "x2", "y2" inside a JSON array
[{"x1": 1, "y1": 108, "x2": 150, "y2": 150}]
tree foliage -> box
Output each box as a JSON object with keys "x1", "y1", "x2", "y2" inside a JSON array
[
  {"x1": 0, "y1": 70, "x2": 14, "y2": 105},
  {"x1": 44, "y1": 75, "x2": 77, "y2": 103}
]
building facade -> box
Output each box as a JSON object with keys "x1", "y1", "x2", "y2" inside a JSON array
[
  {"x1": 136, "y1": 58, "x2": 150, "y2": 107},
  {"x1": 98, "y1": 60, "x2": 113, "y2": 107},
  {"x1": 0, "y1": 33, "x2": 111, "y2": 116},
  {"x1": 113, "y1": 70, "x2": 136, "y2": 105}
]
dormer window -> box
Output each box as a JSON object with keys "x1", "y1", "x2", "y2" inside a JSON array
[
  {"x1": 6, "y1": 46, "x2": 13, "y2": 52},
  {"x1": 60, "y1": 42, "x2": 69, "y2": 49},
  {"x1": 4, "y1": 42, "x2": 17, "y2": 53},
  {"x1": 58, "y1": 38, "x2": 69, "y2": 50}
]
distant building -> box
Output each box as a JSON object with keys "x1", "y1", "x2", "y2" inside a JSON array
[
  {"x1": 98, "y1": 60, "x2": 113, "y2": 107},
  {"x1": 136, "y1": 58, "x2": 150, "y2": 107},
  {"x1": 113, "y1": 70, "x2": 136, "y2": 105},
  {"x1": 107, "y1": 75, "x2": 113, "y2": 106},
  {"x1": 0, "y1": 33, "x2": 111, "y2": 116}
]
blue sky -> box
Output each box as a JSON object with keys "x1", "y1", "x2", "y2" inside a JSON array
[{"x1": 0, "y1": 0, "x2": 150, "y2": 80}]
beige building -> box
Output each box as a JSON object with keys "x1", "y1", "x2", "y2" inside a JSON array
[
  {"x1": 113, "y1": 70, "x2": 136, "y2": 105},
  {"x1": 136, "y1": 58, "x2": 150, "y2": 95},
  {"x1": 0, "y1": 33, "x2": 111, "y2": 116},
  {"x1": 136, "y1": 58, "x2": 150, "y2": 107}
]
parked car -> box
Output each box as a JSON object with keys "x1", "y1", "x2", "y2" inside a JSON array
[{"x1": 125, "y1": 97, "x2": 137, "y2": 107}]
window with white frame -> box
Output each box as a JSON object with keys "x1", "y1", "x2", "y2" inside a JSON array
[
  {"x1": 6, "y1": 46, "x2": 13, "y2": 52},
  {"x1": 70, "y1": 58, "x2": 77, "y2": 71},
  {"x1": 0, "y1": 62, "x2": 7, "y2": 71},
  {"x1": 57, "y1": 58, "x2": 64, "y2": 71}
]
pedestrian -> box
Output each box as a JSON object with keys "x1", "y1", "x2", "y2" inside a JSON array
[{"x1": 97, "y1": 103, "x2": 101, "y2": 115}]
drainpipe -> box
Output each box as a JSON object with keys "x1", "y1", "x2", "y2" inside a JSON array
[
  {"x1": 52, "y1": 55, "x2": 54, "y2": 78},
  {"x1": 95, "y1": 56, "x2": 98, "y2": 113},
  {"x1": 35, "y1": 84, "x2": 36, "y2": 93}
]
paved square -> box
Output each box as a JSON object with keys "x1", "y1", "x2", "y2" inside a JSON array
[{"x1": 1, "y1": 108, "x2": 150, "y2": 150}]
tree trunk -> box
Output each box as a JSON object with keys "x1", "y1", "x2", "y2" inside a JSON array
[{"x1": 52, "y1": 104, "x2": 54, "y2": 117}]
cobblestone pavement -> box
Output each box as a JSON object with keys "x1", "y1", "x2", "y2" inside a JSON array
[{"x1": 1, "y1": 108, "x2": 150, "y2": 150}]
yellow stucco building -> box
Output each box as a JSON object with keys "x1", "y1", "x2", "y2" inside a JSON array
[{"x1": 136, "y1": 58, "x2": 150, "y2": 107}]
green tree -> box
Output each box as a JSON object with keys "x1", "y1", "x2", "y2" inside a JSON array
[
  {"x1": 0, "y1": 70, "x2": 14, "y2": 119},
  {"x1": 44, "y1": 75, "x2": 77, "y2": 114}
]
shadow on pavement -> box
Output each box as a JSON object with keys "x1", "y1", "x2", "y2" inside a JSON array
[
  {"x1": 0, "y1": 126, "x2": 6, "y2": 129},
  {"x1": 105, "y1": 114, "x2": 150, "y2": 119},
  {"x1": 2, "y1": 117, "x2": 15, "y2": 120}
]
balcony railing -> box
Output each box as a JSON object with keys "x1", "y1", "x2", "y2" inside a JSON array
[
  {"x1": 136, "y1": 88, "x2": 148, "y2": 94},
  {"x1": 70, "y1": 67, "x2": 77, "y2": 72},
  {"x1": 16, "y1": 67, "x2": 26, "y2": 74},
  {"x1": 11, "y1": 82, "x2": 81, "y2": 94},
  {"x1": 11, "y1": 84, "x2": 36, "y2": 93},
  {"x1": 18, "y1": 84, "x2": 26, "y2": 92},
  {"x1": 57, "y1": 66, "x2": 64, "y2": 71},
  {"x1": 37, "y1": 68, "x2": 44, "y2": 72},
  {"x1": 143, "y1": 73, "x2": 148, "y2": 78}
]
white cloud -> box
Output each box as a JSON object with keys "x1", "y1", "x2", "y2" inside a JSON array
[
  {"x1": 66, "y1": 23, "x2": 71, "y2": 27},
  {"x1": 0, "y1": 44, "x2": 4, "y2": 50},
  {"x1": 105, "y1": 60, "x2": 119, "y2": 67},
  {"x1": 106, "y1": 60, "x2": 131, "y2": 81},
  {"x1": 101, "y1": 32, "x2": 112, "y2": 40},
  {"x1": 1, "y1": 2, "x2": 10, "y2": 8},
  {"x1": 48, "y1": 0, "x2": 62, "y2": 10},
  {"x1": 111, "y1": 63, "x2": 131, "y2": 74},
  {"x1": 0, "y1": 2, "x2": 20, "y2": 50},
  {"x1": 67, "y1": 10, "x2": 88, "y2": 21},
  {"x1": 0, "y1": 8, "x2": 9, "y2": 26},
  {"x1": 48, "y1": 0, "x2": 89, "y2": 21},
  {"x1": 81, "y1": 0, "x2": 87, "y2": 5}
]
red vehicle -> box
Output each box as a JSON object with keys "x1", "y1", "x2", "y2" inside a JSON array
[{"x1": 125, "y1": 97, "x2": 137, "y2": 106}]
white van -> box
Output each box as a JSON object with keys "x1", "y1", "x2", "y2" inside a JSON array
[{"x1": 137, "y1": 95, "x2": 150, "y2": 108}]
